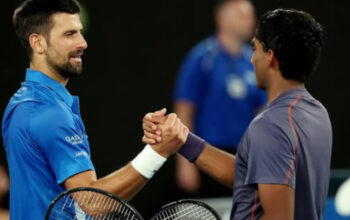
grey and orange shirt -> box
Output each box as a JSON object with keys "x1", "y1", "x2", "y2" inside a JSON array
[{"x1": 231, "y1": 89, "x2": 332, "y2": 220}]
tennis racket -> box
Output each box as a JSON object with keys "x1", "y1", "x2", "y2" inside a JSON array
[
  {"x1": 150, "y1": 199, "x2": 221, "y2": 220},
  {"x1": 45, "y1": 187, "x2": 144, "y2": 220}
]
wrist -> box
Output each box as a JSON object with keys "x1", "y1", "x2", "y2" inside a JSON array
[
  {"x1": 150, "y1": 143, "x2": 171, "y2": 158},
  {"x1": 131, "y1": 145, "x2": 167, "y2": 179},
  {"x1": 178, "y1": 132, "x2": 206, "y2": 162}
]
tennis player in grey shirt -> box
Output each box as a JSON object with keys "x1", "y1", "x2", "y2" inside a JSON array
[
  {"x1": 143, "y1": 8, "x2": 332, "y2": 220},
  {"x1": 232, "y1": 88, "x2": 332, "y2": 219}
]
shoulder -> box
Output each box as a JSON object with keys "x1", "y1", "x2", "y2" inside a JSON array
[
  {"x1": 7, "y1": 82, "x2": 59, "y2": 108},
  {"x1": 247, "y1": 106, "x2": 293, "y2": 145},
  {"x1": 17, "y1": 83, "x2": 71, "y2": 122},
  {"x1": 31, "y1": 103, "x2": 72, "y2": 128},
  {"x1": 28, "y1": 104, "x2": 75, "y2": 145},
  {"x1": 3, "y1": 84, "x2": 47, "y2": 126},
  {"x1": 186, "y1": 36, "x2": 220, "y2": 60},
  {"x1": 251, "y1": 106, "x2": 289, "y2": 130},
  {"x1": 299, "y1": 92, "x2": 330, "y2": 116}
]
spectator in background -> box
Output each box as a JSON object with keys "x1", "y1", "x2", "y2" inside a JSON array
[
  {"x1": 0, "y1": 165, "x2": 9, "y2": 220},
  {"x1": 173, "y1": 0, "x2": 266, "y2": 195}
]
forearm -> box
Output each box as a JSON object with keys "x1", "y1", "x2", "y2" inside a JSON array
[
  {"x1": 174, "y1": 101, "x2": 195, "y2": 131},
  {"x1": 90, "y1": 139, "x2": 173, "y2": 201},
  {"x1": 194, "y1": 144, "x2": 235, "y2": 188},
  {"x1": 65, "y1": 164, "x2": 148, "y2": 202},
  {"x1": 90, "y1": 164, "x2": 147, "y2": 201},
  {"x1": 175, "y1": 102, "x2": 235, "y2": 187}
]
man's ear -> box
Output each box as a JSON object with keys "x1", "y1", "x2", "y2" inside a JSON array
[
  {"x1": 267, "y1": 49, "x2": 280, "y2": 71},
  {"x1": 29, "y1": 33, "x2": 47, "y2": 55}
]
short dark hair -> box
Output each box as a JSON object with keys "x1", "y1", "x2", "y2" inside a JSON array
[
  {"x1": 255, "y1": 9, "x2": 324, "y2": 83},
  {"x1": 13, "y1": 0, "x2": 80, "y2": 59}
]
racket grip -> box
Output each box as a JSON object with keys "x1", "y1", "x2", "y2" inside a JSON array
[{"x1": 178, "y1": 132, "x2": 206, "y2": 162}]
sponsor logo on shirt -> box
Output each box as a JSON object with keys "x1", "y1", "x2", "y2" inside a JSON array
[
  {"x1": 75, "y1": 151, "x2": 89, "y2": 158},
  {"x1": 65, "y1": 135, "x2": 84, "y2": 145}
]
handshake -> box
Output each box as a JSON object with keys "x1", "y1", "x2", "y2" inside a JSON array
[
  {"x1": 131, "y1": 108, "x2": 207, "y2": 180},
  {"x1": 141, "y1": 108, "x2": 206, "y2": 161},
  {"x1": 142, "y1": 108, "x2": 188, "y2": 158}
]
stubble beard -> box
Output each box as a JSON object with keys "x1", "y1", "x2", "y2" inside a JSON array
[
  {"x1": 56, "y1": 60, "x2": 83, "y2": 79},
  {"x1": 46, "y1": 50, "x2": 84, "y2": 79}
]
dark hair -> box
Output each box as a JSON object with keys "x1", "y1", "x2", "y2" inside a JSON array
[
  {"x1": 13, "y1": 0, "x2": 80, "y2": 59},
  {"x1": 255, "y1": 9, "x2": 324, "y2": 83}
]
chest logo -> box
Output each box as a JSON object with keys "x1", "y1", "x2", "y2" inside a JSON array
[{"x1": 65, "y1": 135, "x2": 84, "y2": 145}]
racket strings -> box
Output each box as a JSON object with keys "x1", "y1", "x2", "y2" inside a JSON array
[
  {"x1": 47, "y1": 190, "x2": 140, "y2": 220},
  {"x1": 151, "y1": 203, "x2": 218, "y2": 220}
]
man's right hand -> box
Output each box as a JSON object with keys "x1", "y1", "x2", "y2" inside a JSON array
[{"x1": 142, "y1": 110, "x2": 189, "y2": 158}]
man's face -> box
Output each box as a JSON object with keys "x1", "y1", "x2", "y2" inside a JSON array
[
  {"x1": 219, "y1": 1, "x2": 255, "y2": 41},
  {"x1": 251, "y1": 38, "x2": 269, "y2": 89},
  {"x1": 45, "y1": 13, "x2": 87, "y2": 78}
]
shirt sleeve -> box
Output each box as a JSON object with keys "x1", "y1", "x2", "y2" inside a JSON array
[
  {"x1": 245, "y1": 118, "x2": 296, "y2": 188},
  {"x1": 30, "y1": 105, "x2": 95, "y2": 184},
  {"x1": 173, "y1": 49, "x2": 207, "y2": 105}
]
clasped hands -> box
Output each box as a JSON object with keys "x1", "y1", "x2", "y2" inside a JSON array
[{"x1": 142, "y1": 108, "x2": 189, "y2": 158}]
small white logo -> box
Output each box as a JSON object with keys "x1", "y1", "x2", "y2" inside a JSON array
[
  {"x1": 65, "y1": 135, "x2": 84, "y2": 145},
  {"x1": 14, "y1": 87, "x2": 28, "y2": 97},
  {"x1": 226, "y1": 74, "x2": 247, "y2": 99},
  {"x1": 75, "y1": 151, "x2": 88, "y2": 158}
]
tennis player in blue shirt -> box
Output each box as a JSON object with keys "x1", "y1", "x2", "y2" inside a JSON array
[
  {"x1": 144, "y1": 8, "x2": 332, "y2": 220},
  {"x1": 2, "y1": 0, "x2": 189, "y2": 219}
]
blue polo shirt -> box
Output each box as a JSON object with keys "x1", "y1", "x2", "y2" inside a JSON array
[
  {"x1": 231, "y1": 89, "x2": 332, "y2": 219},
  {"x1": 2, "y1": 69, "x2": 95, "y2": 219},
  {"x1": 174, "y1": 36, "x2": 266, "y2": 150}
]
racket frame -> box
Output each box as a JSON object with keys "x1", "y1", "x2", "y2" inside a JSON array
[
  {"x1": 45, "y1": 186, "x2": 144, "y2": 220},
  {"x1": 151, "y1": 198, "x2": 222, "y2": 220}
]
